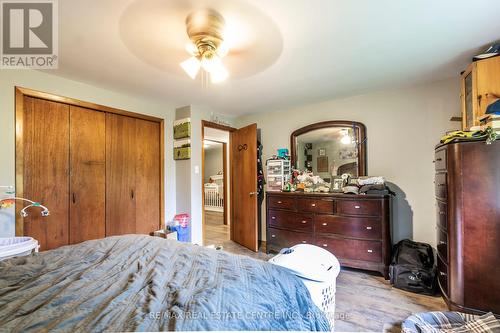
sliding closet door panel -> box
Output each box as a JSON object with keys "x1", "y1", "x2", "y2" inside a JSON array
[
  {"x1": 106, "y1": 113, "x2": 136, "y2": 235},
  {"x1": 135, "y1": 119, "x2": 161, "y2": 234},
  {"x1": 69, "y1": 106, "x2": 105, "y2": 243},
  {"x1": 23, "y1": 97, "x2": 69, "y2": 251}
]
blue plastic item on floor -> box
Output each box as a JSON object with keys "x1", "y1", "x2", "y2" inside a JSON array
[{"x1": 172, "y1": 225, "x2": 190, "y2": 242}]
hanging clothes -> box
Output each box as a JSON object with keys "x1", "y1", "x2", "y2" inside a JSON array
[{"x1": 257, "y1": 140, "x2": 265, "y2": 243}]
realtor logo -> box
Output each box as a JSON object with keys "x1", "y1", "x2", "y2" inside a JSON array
[{"x1": 1, "y1": 0, "x2": 58, "y2": 68}]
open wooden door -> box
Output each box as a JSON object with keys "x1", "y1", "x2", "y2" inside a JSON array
[{"x1": 231, "y1": 124, "x2": 258, "y2": 251}]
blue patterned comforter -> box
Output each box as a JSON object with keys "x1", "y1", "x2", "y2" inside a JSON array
[{"x1": 0, "y1": 235, "x2": 329, "y2": 332}]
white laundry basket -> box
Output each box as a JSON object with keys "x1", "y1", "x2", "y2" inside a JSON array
[
  {"x1": 269, "y1": 244, "x2": 340, "y2": 330},
  {"x1": 0, "y1": 237, "x2": 39, "y2": 261}
]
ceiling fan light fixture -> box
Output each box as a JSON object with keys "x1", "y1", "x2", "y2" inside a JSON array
[
  {"x1": 210, "y1": 65, "x2": 229, "y2": 84},
  {"x1": 180, "y1": 56, "x2": 201, "y2": 79},
  {"x1": 185, "y1": 42, "x2": 199, "y2": 56},
  {"x1": 217, "y1": 42, "x2": 229, "y2": 58},
  {"x1": 180, "y1": 8, "x2": 230, "y2": 83}
]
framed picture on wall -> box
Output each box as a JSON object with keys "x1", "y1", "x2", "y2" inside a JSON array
[{"x1": 317, "y1": 156, "x2": 328, "y2": 172}]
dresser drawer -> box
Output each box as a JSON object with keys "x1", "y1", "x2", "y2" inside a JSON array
[
  {"x1": 435, "y1": 173, "x2": 447, "y2": 200},
  {"x1": 436, "y1": 200, "x2": 447, "y2": 231},
  {"x1": 268, "y1": 210, "x2": 313, "y2": 232},
  {"x1": 437, "y1": 227, "x2": 448, "y2": 263},
  {"x1": 297, "y1": 198, "x2": 334, "y2": 214},
  {"x1": 267, "y1": 228, "x2": 313, "y2": 251},
  {"x1": 434, "y1": 148, "x2": 447, "y2": 171},
  {"x1": 268, "y1": 196, "x2": 295, "y2": 210},
  {"x1": 316, "y1": 237, "x2": 382, "y2": 263},
  {"x1": 437, "y1": 256, "x2": 449, "y2": 297},
  {"x1": 315, "y1": 215, "x2": 382, "y2": 239},
  {"x1": 338, "y1": 200, "x2": 381, "y2": 216}
]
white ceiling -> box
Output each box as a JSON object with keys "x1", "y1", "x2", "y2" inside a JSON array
[{"x1": 48, "y1": 0, "x2": 500, "y2": 116}]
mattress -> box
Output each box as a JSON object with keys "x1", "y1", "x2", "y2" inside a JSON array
[{"x1": 0, "y1": 235, "x2": 329, "y2": 332}]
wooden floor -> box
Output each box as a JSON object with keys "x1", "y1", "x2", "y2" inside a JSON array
[
  {"x1": 204, "y1": 210, "x2": 271, "y2": 260},
  {"x1": 203, "y1": 210, "x2": 446, "y2": 332}
]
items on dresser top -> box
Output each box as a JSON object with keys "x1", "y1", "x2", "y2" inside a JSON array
[
  {"x1": 434, "y1": 139, "x2": 499, "y2": 317},
  {"x1": 266, "y1": 191, "x2": 391, "y2": 278},
  {"x1": 460, "y1": 56, "x2": 499, "y2": 130},
  {"x1": 440, "y1": 127, "x2": 498, "y2": 145},
  {"x1": 266, "y1": 158, "x2": 292, "y2": 191}
]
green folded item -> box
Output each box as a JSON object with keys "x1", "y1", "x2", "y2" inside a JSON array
[{"x1": 440, "y1": 127, "x2": 497, "y2": 145}]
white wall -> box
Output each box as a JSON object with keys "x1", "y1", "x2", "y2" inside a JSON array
[
  {"x1": 0, "y1": 70, "x2": 176, "y2": 237},
  {"x1": 172, "y1": 105, "x2": 235, "y2": 245},
  {"x1": 237, "y1": 78, "x2": 461, "y2": 247},
  {"x1": 0, "y1": 70, "x2": 461, "y2": 248}
]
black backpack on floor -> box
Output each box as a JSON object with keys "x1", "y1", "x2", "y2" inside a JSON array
[{"x1": 389, "y1": 239, "x2": 437, "y2": 295}]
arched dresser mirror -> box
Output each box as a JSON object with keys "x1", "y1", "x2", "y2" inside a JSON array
[{"x1": 290, "y1": 121, "x2": 367, "y2": 177}]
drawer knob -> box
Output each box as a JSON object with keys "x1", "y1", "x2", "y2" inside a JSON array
[
  {"x1": 301, "y1": 220, "x2": 307, "y2": 224},
  {"x1": 439, "y1": 241, "x2": 446, "y2": 245},
  {"x1": 311, "y1": 203, "x2": 316, "y2": 207},
  {"x1": 367, "y1": 249, "x2": 373, "y2": 253},
  {"x1": 322, "y1": 244, "x2": 328, "y2": 247},
  {"x1": 366, "y1": 226, "x2": 372, "y2": 230},
  {"x1": 322, "y1": 223, "x2": 328, "y2": 226},
  {"x1": 277, "y1": 201, "x2": 282, "y2": 204},
  {"x1": 437, "y1": 184, "x2": 446, "y2": 187},
  {"x1": 271, "y1": 216, "x2": 276, "y2": 220},
  {"x1": 271, "y1": 234, "x2": 276, "y2": 238},
  {"x1": 439, "y1": 271, "x2": 447, "y2": 276},
  {"x1": 354, "y1": 205, "x2": 361, "y2": 209},
  {"x1": 439, "y1": 211, "x2": 445, "y2": 215}
]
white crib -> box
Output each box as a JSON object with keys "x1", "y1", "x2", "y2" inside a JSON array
[{"x1": 204, "y1": 175, "x2": 224, "y2": 212}]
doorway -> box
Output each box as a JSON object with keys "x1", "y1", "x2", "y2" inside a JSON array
[
  {"x1": 201, "y1": 121, "x2": 260, "y2": 253},
  {"x1": 202, "y1": 122, "x2": 231, "y2": 249},
  {"x1": 203, "y1": 139, "x2": 228, "y2": 246}
]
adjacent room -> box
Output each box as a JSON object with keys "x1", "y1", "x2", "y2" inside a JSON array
[{"x1": 0, "y1": 1, "x2": 499, "y2": 332}]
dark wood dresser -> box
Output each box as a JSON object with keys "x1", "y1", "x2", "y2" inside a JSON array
[
  {"x1": 266, "y1": 192, "x2": 391, "y2": 278},
  {"x1": 435, "y1": 140, "x2": 500, "y2": 316}
]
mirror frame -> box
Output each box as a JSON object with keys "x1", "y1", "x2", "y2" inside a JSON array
[{"x1": 290, "y1": 120, "x2": 367, "y2": 176}]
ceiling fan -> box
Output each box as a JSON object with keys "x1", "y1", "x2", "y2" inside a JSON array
[{"x1": 180, "y1": 9, "x2": 229, "y2": 84}]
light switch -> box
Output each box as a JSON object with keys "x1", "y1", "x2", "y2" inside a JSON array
[{"x1": 194, "y1": 165, "x2": 199, "y2": 174}]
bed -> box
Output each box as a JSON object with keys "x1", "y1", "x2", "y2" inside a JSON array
[{"x1": 0, "y1": 235, "x2": 329, "y2": 332}]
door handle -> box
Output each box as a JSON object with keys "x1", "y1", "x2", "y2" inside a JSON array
[
  {"x1": 72, "y1": 193, "x2": 76, "y2": 204},
  {"x1": 131, "y1": 189, "x2": 135, "y2": 200},
  {"x1": 249, "y1": 191, "x2": 258, "y2": 196}
]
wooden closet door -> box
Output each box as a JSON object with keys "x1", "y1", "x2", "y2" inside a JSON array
[
  {"x1": 106, "y1": 113, "x2": 137, "y2": 235},
  {"x1": 69, "y1": 106, "x2": 106, "y2": 243},
  {"x1": 23, "y1": 97, "x2": 69, "y2": 250},
  {"x1": 135, "y1": 119, "x2": 161, "y2": 234}
]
